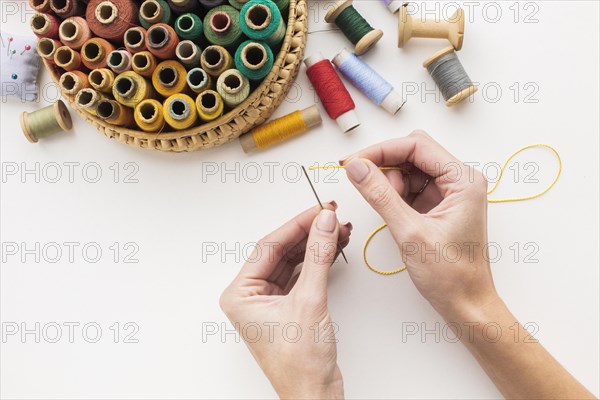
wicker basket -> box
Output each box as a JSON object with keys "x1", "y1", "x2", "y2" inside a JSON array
[{"x1": 43, "y1": 0, "x2": 308, "y2": 152}]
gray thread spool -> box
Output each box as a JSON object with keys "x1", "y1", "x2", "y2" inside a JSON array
[{"x1": 423, "y1": 46, "x2": 477, "y2": 107}]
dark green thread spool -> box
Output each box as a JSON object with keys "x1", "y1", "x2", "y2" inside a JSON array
[{"x1": 324, "y1": 0, "x2": 383, "y2": 56}]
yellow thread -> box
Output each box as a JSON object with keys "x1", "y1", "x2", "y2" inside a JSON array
[
  {"x1": 163, "y1": 94, "x2": 198, "y2": 130},
  {"x1": 253, "y1": 110, "x2": 307, "y2": 149},
  {"x1": 152, "y1": 60, "x2": 190, "y2": 97},
  {"x1": 196, "y1": 90, "x2": 224, "y2": 122},
  {"x1": 112, "y1": 71, "x2": 154, "y2": 108},
  {"x1": 135, "y1": 99, "x2": 165, "y2": 132},
  {"x1": 311, "y1": 144, "x2": 563, "y2": 276}
]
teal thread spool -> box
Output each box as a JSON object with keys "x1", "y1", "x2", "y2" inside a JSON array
[
  {"x1": 204, "y1": 5, "x2": 244, "y2": 51},
  {"x1": 20, "y1": 100, "x2": 73, "y2": 143},
  {"x1": 235, "y1": 40, "x2": 273, "y2": 81},
  {"x1": 240, "y1": 0, "x2": 285, "y2": 48},
  {"x1": 175, "y1": 13, "x2": 204, "y2": 44},
  {"x1": 140, "y1": 0, "x2": 173, "y2": 29},
  {"x1": 324, "y1": 0, "x2": 383, "y2": 56}
]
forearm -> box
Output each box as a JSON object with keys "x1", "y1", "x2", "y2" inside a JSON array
[{"x1": 443, "y1": 296, "x2": 595, "y2": 399}]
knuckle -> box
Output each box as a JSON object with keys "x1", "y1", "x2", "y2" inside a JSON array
[
  {"x1": 307, "y1": 241, "x2": 337, "y2": 265},
  {"x1": 367, "y1": 183, "x2": 396, "y2": 211},
  {"x1": 471, "y1": 170, "x2": 488, "y2": 194}
]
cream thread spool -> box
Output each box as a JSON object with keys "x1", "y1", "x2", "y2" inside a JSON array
[
  {"x1": 398, "y1": 4, "x2": 464, "y2": 50},
  {"x1": 89, "y1": 68, "x2": 115, "y2": 93},
  {"x1": 423, "y1": 46, "x2": 477, "y2": 107},
  {"x1": 216, "y1": 69, "x2": 250, "y2": 108},
  {"x1": 59, "y1": 71, "x2": 90, "y2": 98},
  {"x1": 37, "y1": 38, "x2": 60, "y2": 64},
  {"x1": 175, "y1": 40, "x2": 201, "y2": 69},
  {"x1": 324, "y1": 0, "x2": 383, "y2": 56},
  {"x1": 20, "y1": 100, "x2": 73, "y2": 143},
  {"x1": 75, "y1": 88, "x2": 104, "y2": 115}
]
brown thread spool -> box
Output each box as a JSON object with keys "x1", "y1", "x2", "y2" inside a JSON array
[
  {"x1": 81, "y1": 38, "x2": 115, "y2": 70},
  {"x1": 175, "y1": 40, "x2": 201, "y2": 68},
  {"x1": 50, "y1": 0, "x2": 85, "y2": 18},
  {"x1": 201, "y1": 45, "x2": 232, "y2": 78},
  {"x1": 398, "y1": 5, "x2": 464, "y2": 50},
  {"x1": 124, "y1": 27, "x2": 148, "y2": 54},
  {"x1": 146, "y1": 23, "x2": 179, "y2": 59},
  {"x1": 54, "y1": 46, "x2": 84, "y2": 72},
  {"x1": 59, "y1": 71, "x2": 90, "y2": 97},
  {"x1": 75, "y1": 88, "x2": 104, "y2": 115},
  {"x1": 59, "y1": 17, "x2": 92, "y2": 50},
  {"x1": 36, "y1": 38, "x2": 61, "y2": 65},
  {"x1": 96, "y1": 99, "x2": 134, "y2": 127},
  {"x1": 87, "y1": 0, "x2": 140, "y2": 44},
  {"x1": 131, "y1": 51, "x2": 157, "y2": 77},
  {"x1": 20, "y1": 100, "x2": 73, "y2": 143},
  {"x1": 30, "y1": 13, "x2": 59, "y2": 39},
  {"x1": 29, "y1": 0, "x2": 52, "y2": 13},
  {"x1": 89, "y1": 68, "x2": 115, "y2": 93}
]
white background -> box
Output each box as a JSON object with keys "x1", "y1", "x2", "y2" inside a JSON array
[{"x1": 1, "y1": 1, "x2": 599, "y2": 398}]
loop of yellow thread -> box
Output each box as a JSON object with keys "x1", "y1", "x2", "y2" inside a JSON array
[
  {"x1": 311, "y1": 144, "x2": 563, "y2": 276},
  {"x1": 253, "y1": 111, "x2": 307, "y2": 149}
]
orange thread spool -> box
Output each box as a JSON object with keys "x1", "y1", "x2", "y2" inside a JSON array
[
  {"x1": 81, "y1": 37, "x2": 115, "y2": 70},
  {"x1": 146, "y1": 23, "x2": 179, "y2": 60}
]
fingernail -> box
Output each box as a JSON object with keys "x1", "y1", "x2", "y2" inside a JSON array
[
  {"x1": 339, "y1": 156, "x2": 350, "y2": 165},
  {"x1": 341, "y1": 221, "x2": 353, "y2": 231},
  {"x1": 345, "y1": 158, "x2": 370, "y2": 183},
  {"x1": 317, "y1": 209, "x2": 336, "y2": 233},
  {"x1": 328, "y1": 200, "x2": 338, "y2": 209}
]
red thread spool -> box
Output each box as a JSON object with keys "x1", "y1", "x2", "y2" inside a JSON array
[
  {"x1": 50, "y1": 0, "x2": 85, "y2": 18},
  {"x1": 146, "y1": 23, "x2": 179, "y2": 60},
  {"x1": 30, "y1": 13, "x2": 59, "y2": 39},
  {"x1": 86, "y1": 0, "x2": 140, "y2": 44},
  {"x1": 81, "y1": 37, "x2": 115, "y2": 69},
  {"x1": 124, "y1": 27, "x2": 148, "y2": 54},
  {"x1": 29, "y1": 0, "x2": 52, "y2": 13},
  {"x1": 59, "y1": 17, "x2": 92, "y2": 50},
  {"x1": 304, "y1": 53, "x2": 359, "y2": 133}
]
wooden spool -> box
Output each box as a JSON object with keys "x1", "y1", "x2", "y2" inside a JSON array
[
  {"x1": 325, "y1": 0, "x2": 383, "y2": 56},
  {"x1": 398, "y1": 6, "x2": 464, "y2": 50}
]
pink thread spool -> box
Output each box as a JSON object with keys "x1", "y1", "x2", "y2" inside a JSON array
[{"x1": 59, "y1": 17, "x2": 92, "y2": 50}]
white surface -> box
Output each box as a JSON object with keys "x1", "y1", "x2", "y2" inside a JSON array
[{"x1": 1, "y1": 1, "x2": 599, "y2": 399}]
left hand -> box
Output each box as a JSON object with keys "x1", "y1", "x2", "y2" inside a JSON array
[{"x1": 220, "y1": 202, "x2": 351, "y2": 399}]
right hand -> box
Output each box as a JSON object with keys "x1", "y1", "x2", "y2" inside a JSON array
[{"x1": 342, "y1": 130, "x2": 498, "y2": 320}]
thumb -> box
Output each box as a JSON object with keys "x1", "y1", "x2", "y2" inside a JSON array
[
  {"x1": 344, "y1": 157, "x2": 421, "y2": 238},
  {"x1": 292, "y1": 209, "x2": 340, "y2": 303}
]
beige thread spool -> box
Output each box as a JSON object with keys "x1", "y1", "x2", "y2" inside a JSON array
[
  {"x1": 75, "y1": 88, "x2": 105, "y2": 115},
  {"x1": 20, "y1": 100, "x2": 73, "y2": 143},
  {"x1": 398, "y1": 5, "x2": 464, "y2": 50},
  {"x1": 59, "y1": 71, "x2": 90, "y2": 97}
]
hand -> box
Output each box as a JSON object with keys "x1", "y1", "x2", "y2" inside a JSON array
[
  {"x1": 342, "y1": 130, "x2": 496, "y2": 320},
  {"x1": 220, "y1": 203, "x2": 351, "y2": 399}
]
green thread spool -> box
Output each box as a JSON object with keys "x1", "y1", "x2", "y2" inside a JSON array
[
  {"x1": 273, "y1": 0, "x2": 289, "y2": 13},
  {"x1": 140, "y1": 0, "x2": 173, "y2": 29},
  {"x1": 240, "y1": 0, "x2": 285, "y2": 48},
  {"x1": 227, "y1": 0, "x2": 245, "y2": 10},
  {"x1": 216, "y1": 68, "x2": 250, "y2": 108},
  {"x1": 20, "y1": 100, "x2": 73, "y2": 143},
  {"x1": 175, "y1": 13, "x2": 204, "y2": 44},
  {"x1": 324, "y1": 0, "x2": 383, "y2": 56},
  {"x1": 235, "y1": 40, "x2": 274, "y2": 81},
  {"x1": 204, "y1": 5, "x2": 244, "y2": 51}
]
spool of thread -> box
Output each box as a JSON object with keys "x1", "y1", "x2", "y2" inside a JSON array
[
  {"x1": 59, "y1": 17, "x2": 92, "y2": 50},
  {"x1": 113, "y1": 71, "x2": 155, "y2": 108},
  {"x1": 332, "y1": 49, "x2": 404, "y2": 115},
  {"x1": 216, "y1": 69, "x2": 249, "y2": 108},
  {"x1": 30, "y1": 0, "x2": 52, "y2": 13},
  {"x1": 195, "y1": 90, "x2": 224, "y2": 122},
  {"x1": 324, "y1": 0, "x2": 383, "y2": 56},
  {"x1": 176, "y1": 40, "x2": 202, "y2": 69},
  {"x1": 96, "y1": 99, "x2": 134, "y2": 126},
  {"x1": 175, "y1": 13, "x2": 204, "y2": 44},
  {"x1": 146, "y1": 23, "x2": 179, "y2": 60},
  {"x1": 228, "y1": 0, "x2": 245, "y2": 10},
  {"x1": 151, "y1": 60, "x2": 190, "y2": 97},
  {"x1": 201, "y1": 45, "x2": 233, "y2": 77},
  {"x1": 30, "y1": 14, "x2": 59, "y2": 39},
  {"x1": 107, "y1": 50, "x2": 133, "y2": 73},
  {"x1": 139, "y1": 0, "x2": 173, "y2": 29},
  {"x1": 134, "y1": 99, "x2": 165, "y2": 132},
  {"x1": 89, "y1": 68, "x2": 115, "y2": 93},
  {"x1": 234, "y1": 40, "x2": 273, "y2": 81},
  {"x1": 81, "y1": 37, "x2": 115, "y2": 69},
  {"x1": 59, "y1": 71, "x2": 90, "y2": 97},
  {"x1": 124, "y1": 27, "x2": 148, "y2": 53},
  {"x1": 50, "y1": 0, "x2": 85, "y2": 18},
  {"x1": 163, "y1": 93, "x2": 198, "y2": 130},
  {"x1": 240, "y1": 105, "x2": 322, "y2": 152},
  {"x1": 167, "y1": 0, "x2": 200, "y2": 15},
  {"x1": 304, "y1": 53, "x2": 359, "y2": 133},
  {"x1": 240, "y1": 0, "x2": 285, "y2": 48},
  {"x1": 86, "y1": 0, "x2": 140, "y2": 44},
  {"x1": 423, "y1": 46, "x2": 477, "y2": 107},
  {"x1": 186, "y1": 67, "x2": 212, "y2": 94},
  {"x1": 383, "y1": 0, "x2": 401, "y2": 13},
  {"x1": 273, "y1": 0, "x2": 289, "y2": 13},
  {"x1": 204, "y1": 6, "x2": 244, "y2": 51},
  {"x1": 36, "y1": 38, "x2": 61, "y2": 65},
  {"x1": 199, "y1": 0, "x2": 226, "y2": 9},
  {"x1": 75, "y1": 88, "x2": 105, "y2": 115},
  {"x1": 20, "y1": 101, "x2": 73, "y2": 143},
  {"x1": 54, "y1": 46, "x2": 84, "y2": 72},
  {"x1": 131, "y1": 51, "x2": 158, "y2": 77},
  {"x1": 398, "y1": 5, "x2": 464, "y2": 50}
]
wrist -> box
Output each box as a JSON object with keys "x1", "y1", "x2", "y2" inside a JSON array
[
  {"x1": 436, "y1": 292, "x2": 506, "y2": 325},
  {"x1": 277, "y1": 376, "x2": 344, "y2": 399}
]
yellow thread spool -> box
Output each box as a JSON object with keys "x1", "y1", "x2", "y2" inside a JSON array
[
  {"x1": 131, "y1": 51, "x2": 157, "y2": 78},
  {"x1": 151, "y1": 60, "x2": 190, "y2": 97},
  {"x1": 54, "y1": 46, "x2": 82, "y2": 71},
  {"x1": 75, "y1": 88, "x2": 105, "y2": 115},
  {"x1": 96, "y1": 99, "x2": 134, "y2": 127},
  {"x1": 135, "y1": 99, "x2": 165, "y2": 132},
  {"x1": 88, "y1": 68, "x2": 115, "y2": 94},
  {"x1": 240, "y1": 105, "x2": 322, "y2": 153},
  {"x1": 112, "y1": 71, "x2": 155, "y2": 108},
  {"x1": 59, "y1": 70, "x2": 90, "y2": 98},
  {"x1": 163, "y1": 94, "x2": 198, "y2": 130},
  {"x1": 195, "y1": 90, "x2": 224, "y2": 122},
  {"x1": 20, "y1": 100, "x2": 73, "y2": 143},
  {"x1": 200, "y1": 45, "x2": 233, "y2": 78}
]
